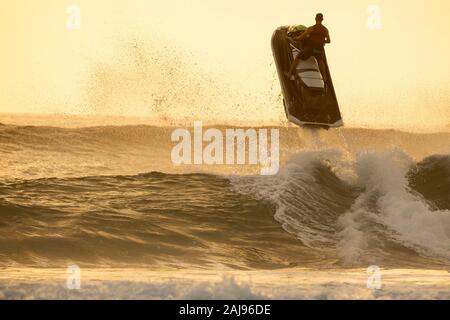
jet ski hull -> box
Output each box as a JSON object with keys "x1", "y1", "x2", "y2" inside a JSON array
[{"x1": 272, "y1": 27, "x2": 343, "y2": 128}]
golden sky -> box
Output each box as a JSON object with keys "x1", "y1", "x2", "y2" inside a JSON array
[{"x1": 0, "y1": 0, "x2": 449, "y2": 130}]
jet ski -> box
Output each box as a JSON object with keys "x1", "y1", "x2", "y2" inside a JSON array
[{"x1": 271, "y1": 26, "x2": 343, "y2": 128}]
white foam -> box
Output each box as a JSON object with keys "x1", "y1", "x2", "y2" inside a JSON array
[
  {"x1": 1, "y1": 268, "x2": 450, "y2": 300},
  {"x1": 232, "y1": 147, "x2": 450, "y2": 264},
  {"x1": 338, "y1": 149, "x2": 450, "y2": 262}
]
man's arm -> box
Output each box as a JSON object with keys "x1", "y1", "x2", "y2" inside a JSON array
[
  {"x1": 325, "y1": 28, "x2": 331, "y2": 44},
  {"x1": 293, "y1": 26, "x2": 313, "y2": 42}
]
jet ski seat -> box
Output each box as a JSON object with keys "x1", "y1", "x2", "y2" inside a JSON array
[{"x1": 289, "y1": 45, "x2": 325, "y2": 90}]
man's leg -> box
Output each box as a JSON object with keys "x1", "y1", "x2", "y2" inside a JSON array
[
  {"x1": 313, "y1": 50, "x2": 327, "y2": 84},
  {"x1": 318, "y1": 59, "x2": 327, "y2": 83},
  {"x1": 299, "y1": 46, "x2": 313, "y2": 60},
  {"x1": 286, "y1": 55, "x2": 301, "y2": 78},
  {"x1": 286, "y1": 47, "x2": 312, "y2": 78}
]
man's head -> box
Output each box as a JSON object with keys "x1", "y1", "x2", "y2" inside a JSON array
[{"x1": 315, "y1": 13, "x2": 324, "y2": 23}]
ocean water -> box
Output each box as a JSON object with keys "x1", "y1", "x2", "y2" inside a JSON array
[{"x1": 0, "y1": 122, "x2": 449, "y2": 299}]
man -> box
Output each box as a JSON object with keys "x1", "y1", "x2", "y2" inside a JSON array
[{"x1": 286, "y1": 13, "x2": 331, "y2": 79}]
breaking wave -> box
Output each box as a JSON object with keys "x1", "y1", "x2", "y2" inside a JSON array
[
  {"x1": 231, "y1": 149, "x2": 450, "y2": 267},
  {"x1": 0, "y1": 124, "x2": 449, "y2": 270}
]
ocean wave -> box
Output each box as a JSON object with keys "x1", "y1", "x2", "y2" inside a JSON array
[
  {"x1": 0, "y1": 124, "x2": 449, "y2": 269},
  {"x1": 231, "y1": 149, "x2": 450, "y2": 267},
  {"x1": 336, "y1": 150, "x2": 450, "y2": 265},
  {"x1": 1, "y1": 151, "x2": 449, "y2": 268},
  {"x1": 1, "y1": 123, "x2": 449, "y2": 180}
]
